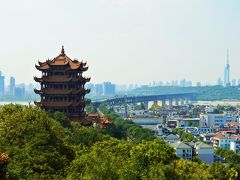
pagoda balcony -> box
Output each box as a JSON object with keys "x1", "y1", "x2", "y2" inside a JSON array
[
  {"x1": 34, "y1": 76, "x2": 90, "y2": 83},
  {"x1": 39, "y1": 101, "x2": 85, "y2": 107},
  {"x1": 34, "y1": 88, "x2": 89, "y2": 95}
]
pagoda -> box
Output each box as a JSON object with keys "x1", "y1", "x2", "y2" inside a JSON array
[{"x1": 34, "y1": 46, "x2": 90, "y2": 119}]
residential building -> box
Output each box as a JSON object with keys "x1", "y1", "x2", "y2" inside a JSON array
[
  {"x1": 0, "y1": 71, "x2": 5, "y2": 96},
  {"x1": 171, "y1": 141, "x2": 192, "y2": 160},
  {"x1": 213, "y1": 134, "x2": 234, "y2": 150},
  {"x1": 200, "y1": 113, "x2": 237, "y2": 127},
  {"x1": 9, "y1": 76, "x2": 15, "y2": 96},
  {"x1": 230, "y1": 140, "x2": 240, "y2": 153},
  {"x1": 14, "y1": 87, "x2": 25, "y2": 97},
  {"x1": 200, "y1": 133, "x2": 216, "y2": 143},
  {"x1": 164, "y1": 134, "x2": 179, "y2": 143},
  {"x1": 177, "y1": 118, "x2": 200, "y2": 127},
  {"x1": 113, "y1": 105, "x2": 127, "y2": 118},
  {"x1": 103, "y1": 82, "x2": 116, "y2": 96},
  {"x1": 195, "y1": 142, "x2": 214, "y2": 164},
  {"x1": 95, "y1": 84, "x2": 103, "y2": 96}
]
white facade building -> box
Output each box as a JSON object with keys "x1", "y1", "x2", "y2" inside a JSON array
[
  {"x1": 171, "y1": 141, "x2": 192, "y2": 160},
  {"x1": 195, "y1": 142, "x2": 214, "y2": 164},
  {"x1": 200, "y1": 113, "x2": 237, "y2": 127},
  {"x1": 230, "y1": 140, "x2": 240, "y2": 153},
  {"x1": 213, "y1": 135, "x2": 234, "y2": 150}
]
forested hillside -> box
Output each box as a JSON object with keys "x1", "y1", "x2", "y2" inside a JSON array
[{"x1": 0, "y1": 104, "x2": 237, "y2": 179}]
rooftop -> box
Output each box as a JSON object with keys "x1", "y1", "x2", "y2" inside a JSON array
[
  {"x1": 171, "y1": 141, "x2": 192, "y2": 149},
  {"x1": 36, "y1": 46, "x2": 88, "y2": 71},
  {"x1": 195, "y1": 142, "x2": 213, "y2": 149}
]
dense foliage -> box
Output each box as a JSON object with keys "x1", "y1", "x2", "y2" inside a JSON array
[
  {"x1": 0, "y1": 104, "x2": 238, "y2": 179},
  {"x1": 129, "y1": 85, "x2": 240, "y2": 100},
  {"x1": 172, "y1": 128, "x2": 198, "y2": 142},
  {"x1": 215, "y1": 148, "x2": 240, "y2": 178}
]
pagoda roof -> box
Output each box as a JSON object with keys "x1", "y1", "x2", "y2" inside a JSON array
[
  {"x1": 34, "y1": 76, "x2": 90, "y2": 83},
  {"x1": 34, "y1": 88, "x2": 90, "y2": 95},
  {"x1": 36, "y1": 46, "x2": 88, "y2": 71},
  {"x1": 35, "y1": 101, "x2": 85, "y2": 107}
]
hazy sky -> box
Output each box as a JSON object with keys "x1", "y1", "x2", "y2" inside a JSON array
[{"x1": 0, "y1": 0, "x2": 239, "y2": 85}]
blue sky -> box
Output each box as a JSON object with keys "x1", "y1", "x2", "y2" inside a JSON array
[{"x1": 0, "y1": 0, "x2": 239, "y2": 85}]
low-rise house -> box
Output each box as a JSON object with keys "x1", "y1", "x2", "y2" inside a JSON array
[
  {"x1": 167, "y1": 119, "x2": 177, "y2": 128},
  {"x1": 195, "y1": 142, "x2": 214, "y2": 164},
  {"x1": 200, "y1": 133, "x2": 216, "y2": 143},
  {"x1": 165, "y1": 134, "x2": 179, "y2": 143},
  {"x1": 219, "y1": 130, "x2": 236, "y2": 136},
  {"x1": 171, "y1": 141, "x2": 192, "y2": 160},
  {"x1": 156, "y1": 124, "x2": 170, "y2": 136},
  {"x1": 197, "y1": 127, "x2": 214, "y2": 134},
  {"x1": 177, "y1": 118, "x2": 200, "y2": 128},
  {"x1": 113, "y1": 105, "x2": 127, "y2": 118}
]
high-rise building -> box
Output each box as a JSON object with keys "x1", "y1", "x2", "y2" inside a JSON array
[
  {"x1": 224, "y1": 49, "x2": 230, "y2": 86},
  {"x1": 196, "y1": 82, "x2": 201, "y2": 87},
  {"x1": 95, "y1": 84, "x2": 103, "y2": 96},
  {"x1": 14, "y1": 86, "x2": 25, "y2": 97},
  {"x1": 180, "y1": 79, "x2": 186, "y2": 87},
  {"x1": 232, "y1": 79, "x2": 236, "y2": 86},
  {"x1": 10, "y1": 76, "x2": 15, "y2": 96},
  {"x1": 217, "y1": 78, "x2": 223, "y2": 86},
  {"x1": 103, "y1": 82, "x2": 116, "y2": 96},
  {"x1": 0, "y1": 71, "x2": 5, "y2": 96}
]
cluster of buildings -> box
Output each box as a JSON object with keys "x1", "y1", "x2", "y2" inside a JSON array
[
  {"x1": 0, "y1": 70, "x2": 37, "y2": 98},
  {"x1": 165, "y1": 105, "x2": 240, "y2": 154},
  {"x1": 156, "y1": 124, "x2": 214, "y2": 164},
  {"x1": 112, "y1": 100, "x2": 240, "y2": 163},
  {"x1": 86, "y1": 82, "x2": 116, "y2": 97}
]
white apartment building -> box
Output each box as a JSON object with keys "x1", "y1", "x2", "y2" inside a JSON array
[
  {"x1": 200, "y1": 113, "x2": 237, "y2": 127},
  {"x1": 195, "y1": 142, "x2": 214, "y2": 164},
  {"x1": 213, "y1": 134, "x2": 234, "y2": 150},
  {"x1": 171, "y1": 141, "x2": 192, "y2": 160},
  {"x1": 230, "y1": 140, "x2": 240, "y2": 153}
]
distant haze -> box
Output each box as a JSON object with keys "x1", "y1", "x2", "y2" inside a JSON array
[{"x1": 0, "y1": 0, "x2": 239, "y2": 85}]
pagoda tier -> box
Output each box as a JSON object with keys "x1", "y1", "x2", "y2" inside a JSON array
[
  {"x1": 34, "y1": 46, "x2": 90, "y2": 119},
  {"x1": 34, "y1": 89, "x2": 90, "y2": 95},
  {"x1": 34, "y1": 76, "x2": 90, "y2": 83},
  {"x1": 35, "y1": 64, "x2": 88, "y2": 71},
  {"x1": 35, "y1": 51, "x2": 89, "y2": 71},
  {"x1": 34, "y1": 101, "x2": 86, "y2": 107}
]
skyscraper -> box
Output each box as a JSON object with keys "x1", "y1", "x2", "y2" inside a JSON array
[
  {"x1": 10, "y1": 76, "x2": 15, "y2": 96},
  {"x1": 95, "y1": 84, "x2": 103, "y2": 96},
  {"x1": 0, "y1": 71, "x2": 5, "y2": 96},
  {"x1": 224, "y1": 49, "x2": 230, "y2": 86},
  {"x1": 103, "y1": 82, "x2": 116, "y2": 96},
  {"x1": 217, "y1": 78, "x2": 223, "y2": 86}
]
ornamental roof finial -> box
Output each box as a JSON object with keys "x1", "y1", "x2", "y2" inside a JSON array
[{"x1": 61, "y1": 45, "x2": 65, "y2": 55}]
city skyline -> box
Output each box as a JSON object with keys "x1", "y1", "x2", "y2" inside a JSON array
[{"x1": 0, "y1": 0, "x2": 240, "y2": 84}]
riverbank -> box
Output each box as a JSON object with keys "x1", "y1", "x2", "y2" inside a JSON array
[{"x1": 195, "y1": 100, "x2": 240, "y2": 106}]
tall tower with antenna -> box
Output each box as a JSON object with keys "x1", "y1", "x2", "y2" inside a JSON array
[{"x1": 224, "y1": 49, "x2": 230, "y2": 86}]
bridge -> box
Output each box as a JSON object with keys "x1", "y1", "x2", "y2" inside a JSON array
[{"x1": 92, "y1": 93, "x2": 197, "y2": 108}]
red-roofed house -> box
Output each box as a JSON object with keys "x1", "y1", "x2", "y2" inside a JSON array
[{"x1": 213, "y1": 135, "x2": 234, "y2": 149}]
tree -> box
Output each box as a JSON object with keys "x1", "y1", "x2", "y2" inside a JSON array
[
  {"x1": 0, "y1": 104, "x2": 74, "y2": 179},
  {"x1": 208, "y1": 163, "x2": 238, "y2": 180},
  {"x1": 67, "y1": 138, "x2": 131, "y2": 180}
]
